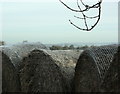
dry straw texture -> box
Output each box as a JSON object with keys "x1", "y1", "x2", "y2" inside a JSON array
[
  {"x1": 19, "y1": 50, "x2": 66, "y2": 92},
  {"x1": 19, "y1": 49, "x2": 81, "y2": 92},
  {"x1": 46, "y1": 50, "x2": 82, "y2": 92},
  {"x1": 1, "y1": 51, "x2": 21, "y2": 92},
  {"x1": 1, "y1": 43, "x2": 81, "y2": 93}
]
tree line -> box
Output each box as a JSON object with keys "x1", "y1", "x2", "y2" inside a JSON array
[{"x1": 49, "y1": 45, "x2": 95, "y2": 50}]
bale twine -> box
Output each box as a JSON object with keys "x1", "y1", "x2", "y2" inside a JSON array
[
  {"x1": 74, "y1": 45, "x2": 118, "y2": 92},
  {"x1": 2, "y1": 42, "x2": 47, "y2": 70},
  {"x1": 100, "y1": 46, "x2": 120, "y2": 92},
  {"x1": 1, "y1": 51, "x2": 21, "y2": 92},
  {"x1": 19, "y1": 49, "x2": 66, "y2": 92}
]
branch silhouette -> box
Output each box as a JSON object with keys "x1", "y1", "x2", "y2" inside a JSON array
[{"x1": 59, "y1": 0, "x2": 102, "y2": 31}]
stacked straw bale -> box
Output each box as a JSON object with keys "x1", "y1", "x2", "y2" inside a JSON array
[
  {"x1": 74, "y1": 45, "x2": 118, "y2": 92},
  {"x1": 1, "y1": 51, "x2": 21, "y2": 92}
]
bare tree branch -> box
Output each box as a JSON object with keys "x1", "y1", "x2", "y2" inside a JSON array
[{"x1": 59, "y1": 0, "x2": 102, "y2": 31}]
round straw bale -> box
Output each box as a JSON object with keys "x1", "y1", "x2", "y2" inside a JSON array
[
  {"x1": 2, "y1": 51, "x2": 21, "y2": 92},
  {"x1": 74, "y1": 45, "x2": 118, "y2": 92},
  {"x1": 19, "y1": 49, "x2": 66, "y2": 92},
  {"x1": 100, "y1": 46, "x2": 120, "y2": 92}
]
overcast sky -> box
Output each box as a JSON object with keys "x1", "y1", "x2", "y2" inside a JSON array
[
  {"x1": 0, "y1": 0, "x2": 119, "y2": 2},
  {"x1": 0, "y1": 0, "x2": 119, "y2": 44}
]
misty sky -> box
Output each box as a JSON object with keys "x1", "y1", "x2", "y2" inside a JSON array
[{"x1": 0, "y1": 0, "x2": 118, "y2": 44}]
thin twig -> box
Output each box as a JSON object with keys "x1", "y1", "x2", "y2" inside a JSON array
[{"x1": 59, "y1": 0, "x2": 102, "y2": 31}]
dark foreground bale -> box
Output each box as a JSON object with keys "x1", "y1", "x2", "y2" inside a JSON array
[
  {"x1": 19, "y1": 50, "x2": 66, "y2": 92},
  {"x1": 2, "y1": 51, "x2": 21, "y2": 92},
  {"x1": 101, "y1": 46, "x2": 120, "y2": 92},
  {"x1": 0, "y1": 49, "x2": 2, "y2": 93},
  {"x1": 74, "y1": 45, "x2": 118, "y2": 92}
]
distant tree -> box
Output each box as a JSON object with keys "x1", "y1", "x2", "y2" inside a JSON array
[
  {"x1": 50, "y1": 45, "x2": 63, "y2": 50},
  {"x1": 69, "y1": 45, "x2": 75, "y2": 49},
  {"x1": 80, "y1": 45, "x2": 89, "y2": 50},
  {"x1": 76, "y1": 46, "x2": 80, "y2": 50},
  {"x1": 90, "y1": 45, "x2": 96, "y2": 48},
  {"x1": 0, "y1": 41, "x2": 6, "y2": 46},
  {"x1": 23, "y1": 40, "x2": 28, "y2": 43},
  {"x1": 63, "y1": 45, "x2": 69, "y2": 50}
]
